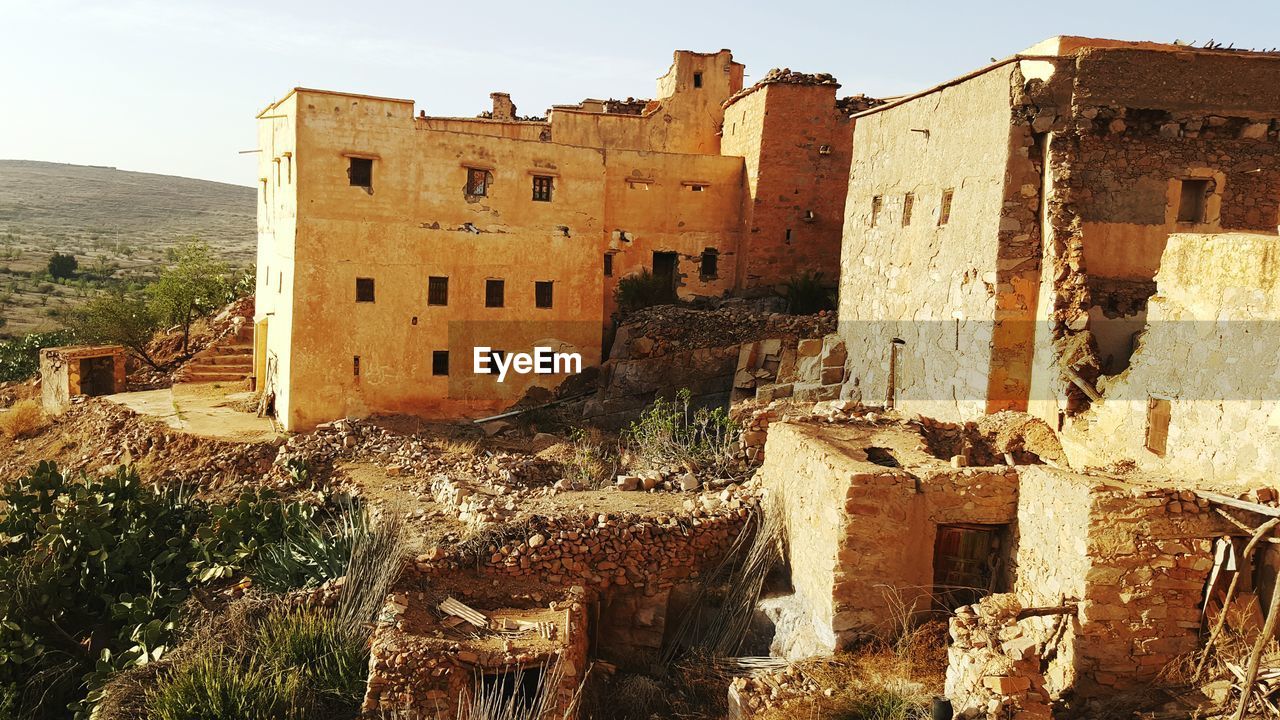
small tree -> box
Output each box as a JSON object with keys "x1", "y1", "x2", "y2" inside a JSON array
[
  {"x1": 147, "y1": 240, "x2": 231, "y2": 354},
  {"x1": 67, "y1": 290, "x2": 162, "y2": 369},
  {"x1": 47, "y1": 253, "x2": 78, "y2": 279}
]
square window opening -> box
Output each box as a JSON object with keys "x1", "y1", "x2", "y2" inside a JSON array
[
  {"x1": 485, "y1": 279, "x2": 505, "y2": 308},
  {"x1": 466, "y1": 168, "x2": 490, "y2": 197},
  {"x1": 535, "y1": 280, "x2": 554, "y2": 309},
  {"x1": 428, "y1": 276, "x2": 449, "y2": 306},
  {"x1": 693, "y1": 72, "x2": 703, "y2": 88},
  {"x1": 532, "y1": 175, "x2": 553, "y2": 202},
  {"x1": 1177, "y1": 178, "x2": 1212, "y2": 224},
  {"x1": 700, "y1": 249, "x2": 718, "y2": 280},
  {"x1": 871, "y1": 195, "x2": 883, "y2": 226},
  {"x1": 355, "y1": 277, "x2": 375, "y2": 303},
  {"x1": 432, "y1": 350, "x2": 449, "y2": 376},
  {"x1": 902, "y1": 192, "x2": 915, "y2": 226},
  {"x1": 348, "y1": 157, "x2": 372, "y2": 189}
]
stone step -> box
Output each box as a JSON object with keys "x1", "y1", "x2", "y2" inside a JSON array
[
  {"x1": 182, "y1": 371, "x2": 251, "y2": 382},
  {"x1": 186, "y1": 363, "x2": 252, "y2": 374},
  {"x1": 194, "y1": 354, "x2": 253, "y2": 366}
]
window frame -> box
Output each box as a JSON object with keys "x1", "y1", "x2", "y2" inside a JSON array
[
  {"x1": 466, "y1": 167, "x2": 490, "y2": 197},
  {"x1": 355, "y1": 277, "x2": 375, "y2": 303},
  {"x1": 532, "y1": 175, "x2": 554, "y2": 202},
  {"x1": 427, "y1": 276, "x2": 449, "y2": 306},
  {"x1": 348, "y1": 157, "x2": 373, "y2": 190},
  {"x1": 700, "y1": 249, "x2": 718, "y2": 280},
  {"x1": 485, "y1": 278, "x2": 505, "y2": 308},
  {"x1": 432, "y1": 350, "x2": 450, "y2": 376},
  {"x1": 534, "y1": 280, "x2": 554, "y2": 309}
]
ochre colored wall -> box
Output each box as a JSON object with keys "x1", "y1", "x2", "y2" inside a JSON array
[{"x1": 723, "y1": 83, "x2": 852, "y2": 290}]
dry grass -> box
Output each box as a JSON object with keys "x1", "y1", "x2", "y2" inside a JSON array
[
  {"x1": 433, "y1": 437, "x2": 481, "y2": 460},
  {"x1": 754, "y1": 625, "x2": 947, "y2": 720},
  {"x1": 0, "y1": 399, "x2": 48, "y2": 439}
]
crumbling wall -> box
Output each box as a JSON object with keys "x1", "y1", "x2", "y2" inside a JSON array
[
  {"x1": 837, "y1": 64, "x2": 1024, "y2": 423},
  {"x1": 1060, "y1": 232, "x2": 1280, "y2": 488},
  {"x1": 758, "y1": 422, "x2": 1018, "y2": 657},
  {"x1": 1002, "y1": 467, "x2": 1223, "y2": 703}
]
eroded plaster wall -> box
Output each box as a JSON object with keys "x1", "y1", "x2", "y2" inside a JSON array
[
  {"x1": 1061, "y1": 232, "x2": 1280, "y2": 488},
  {"x1": 254, "y1": 92, "x2": 300, "y2": 418},
  {"x1": 837, "y1": 66, "x2": 1024, "y2": 423}
]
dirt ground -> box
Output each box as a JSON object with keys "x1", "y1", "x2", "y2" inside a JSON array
[{"x1": 104, "y1": 381, "x2": 278, "y2": 443}]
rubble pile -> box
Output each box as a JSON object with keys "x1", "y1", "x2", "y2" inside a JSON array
[
  {"x1": 736, "y1": 397, "x2": 886, "y2": 464},
  {"x1": 422, "y1": 506, "x2": 750, "y2": 591},
  {"x1": 728, "y1": 665, "x2": 824, "y2": 717},
  {"x1": 611, "y1": 306, "x2": 834, "y2": 361},
  {"x1": 0, "y1": 399, "x2": 277, "y2": 491},
  {"x1": 836, "y1": 93, "x2": 887, "y2": 116},
  {"x1": 945, "y1": 594, "x2": 1054, "y2": 720}
]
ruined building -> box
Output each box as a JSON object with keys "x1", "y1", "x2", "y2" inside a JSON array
[
  {"x1": 253, "y1": 50, "x2": 860, "y2": 430},
  {"x1": 837, "y1": 36, "x2": 1280, "y2": 488}
]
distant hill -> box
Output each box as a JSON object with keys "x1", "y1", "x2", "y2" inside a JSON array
[{"x1": 0, "y1": 160, "x2": 255, "y2": 338}]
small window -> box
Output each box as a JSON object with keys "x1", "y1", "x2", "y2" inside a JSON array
[
  {"x1": 902, "y1": 192, "x2": 915, "y2": 226},
  {"x1": 686, "y1": 183, "x2": 707, "y2": 192},
  {"x1": 485, "y1": 279, "x2": 505, "y2": 308},
  {"x1": 277, "y1": 272, "x2": 282, "y2": 293},
  {"x1": 1145, "y1": 397, "x2": 1171, "y2": 456},
  {"x1": 627, "y1": 180, "x2": 650, "y2": 191},
  {"x1": 466, "y1": 168, "x2": 490, "y2": 197},
  {"x1": 532, "y1": 175, "x2": 553, "y2": 202},
  {"x1": 428, "y1": 276, "x2": 449, "y2": 306},
  {"x1": 353, "y1": 355, "x2": 361, "y2": 377},
  {"x1": 604, "y1": 254, "x2": 613, "y2": 277},
  {"x1": 818, "y1": 144, "x2": 832, "y2": 155},
  {"x1": 535, "y1": 281, "x2": 554, "y2": 309},
  {"x1": 693, "y1": 72, "x2": 703, "y2": 88},
  {"x1": 785, "y1": 228, "x2": 793, "y2": 243},
  {"x1": 432, "y1": 350, "x2": 449, "y2": 376},
  {"x1": 1177, "y1": 178, "x2": 1212, "y2": 224},
  {"x1": 939, "y1": 189, "x2": 953, "y2": 226},
  {"x1": 700, "y1": 250, "x2": 718, "y2": 280},
  {"x1": 348, "y1": 157, "x2": 372, "y2": 189},
  {"x1": 356, "y1": 277, "x2": 375, "y2": 303},
  {"x1": 264, "y1": 265, "x2": 269, "y2": 286},
  {"x1": 871, "y1": 196, "x2": 883, "y2": 226}
]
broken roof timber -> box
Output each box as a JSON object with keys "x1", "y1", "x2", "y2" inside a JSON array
[{"x1": 1198, "y1": 490, "x2": 1280, "y2": 518}]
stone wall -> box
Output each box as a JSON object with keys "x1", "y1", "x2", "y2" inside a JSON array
[
  {"x1": 1058, "y1": 233, "x2": 1280, "y2": 489},
  {"x1": 757, "y1": 421, "x2": 1019, "y2": 657}
]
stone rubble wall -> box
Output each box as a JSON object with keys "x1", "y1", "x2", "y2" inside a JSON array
[{"x1": 945, "y1": 594, "x2": 1054, "y2": 720}]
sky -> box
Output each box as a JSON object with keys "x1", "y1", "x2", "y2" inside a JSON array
[{"x1": 3, "y1": 0, "x2": 1279, "y2": 187}]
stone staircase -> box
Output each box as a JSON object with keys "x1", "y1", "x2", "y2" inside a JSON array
[{"x1": 176, "y1": 323, "x2": 254, "y2": 384}]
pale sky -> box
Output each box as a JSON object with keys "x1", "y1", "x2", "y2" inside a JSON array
[{"x1": 3, "y1": 0, "x2": 1278, "y2": 187}]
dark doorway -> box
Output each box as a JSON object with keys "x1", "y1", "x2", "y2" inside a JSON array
[
  {"x1": 478, "y1": 665, "x2": 544, "y2": 712},
  {"x1": 933, "y1": 524, "x2": 1008, "y2": 612},
  {"x1": 652, "y1": 251, "x2": 678, "y2": 298},
  {"x1": 80, "y1": 357, "x2": 116, "y2": 396}
]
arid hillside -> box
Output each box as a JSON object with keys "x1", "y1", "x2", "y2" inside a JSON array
[{"x1": 0, "y1": 160, "x2": 254, "y2": 337}]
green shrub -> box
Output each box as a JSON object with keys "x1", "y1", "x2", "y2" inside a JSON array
[
  {"x1": 47, "y1": 253, "x2": 78, "y2": 279},
  {"x1": 615, "y1": 268, "x2": 674, "y2": 312},
  {"x1": 146, "y1": 649, "x2": 305, "y2": 720},
  {"x1": 252, "y1": 501, "x2": 361, "y2": 593},
  {"x1": 0, "y1": 329, "x2": 75, "y2": 382},
  {"x1": 0, "y1": 462, "x2": 360, "y2": 719},
  {"x1": 783, "y1": 270, "x2": 835, "y2": 315},
  {"x1": 255, "y1": 608, "x2": 367, "y2": 703},
  {"x1": 626, "y1": 389, "x2": 738, "y2": 476}
]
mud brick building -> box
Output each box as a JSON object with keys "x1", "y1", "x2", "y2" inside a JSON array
[
  {"x1": 836, "y1": 36, "x2": 1280, "y2": 486},
  {"x1": 254, "y1": 50, "x2": 862, "y2": 430}
]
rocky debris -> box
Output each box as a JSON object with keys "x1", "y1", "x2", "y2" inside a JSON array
[
  {"x1": 734, "y1": 397, "x2": 867, "y2": 465},
  {"x1": 0, "y1": 398, "x2": 277, "y2": 493},
  {"x1": 835, "y1": 93, "x2": 887, "y2": 116},
  {"x1": 610, "y1": 306, "x2": 834, "y2": 362},
  {"x1": 729, "y1": 663, "x2": 848, "y2": 717},
  {"x1": 746, "y1": 333, "x2": 848, "y2": 405},
  {"x1": 603, "y1": 97, "x2": 649, "y2": 115},
  {"x1": 945, "y1": 594, "x2": 1054, "y2": 720}
]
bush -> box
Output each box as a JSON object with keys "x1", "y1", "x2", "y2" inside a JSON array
[
  {"x1": 146, "y1": 649, "x2": 306, "y2": 720},
  {"x1": 0, "y1": 399, "x2": 47, "y2": 439},
  {"x1": 254, "y1": 608, "x2": 368, "y2": 704},
  {"x1": 784, "y1": 270, "x2": 835, "y2": 315},
  {"x1": 566, "y1": 428, "x2": 617, "y2": 489},
  {"x1": 626, "y1": 389, "x2": 738, "y2": 476},
  {"x1": 66, "y1": 290, "x2": 161, "y2": 369},
  {"x1": 615, "y1": 268, "x2": 675, "y2": 312},
  {"x1": 47, "y1": 253, "x2": 78, "y2": 279},
  {"x1": 0, "y1": 462, "x2": 363, "y2": 719},
  {"x1": 0, "y1": 330, "x2": 75, "y2": 382}
]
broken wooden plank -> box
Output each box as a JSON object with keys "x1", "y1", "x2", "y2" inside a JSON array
[
  {"x1": 1202, "y1": 492, "x2": 1280, "y2": 519},
  {"x1": 439, "y1": 597, "x2": 488, "y2": 628}
]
